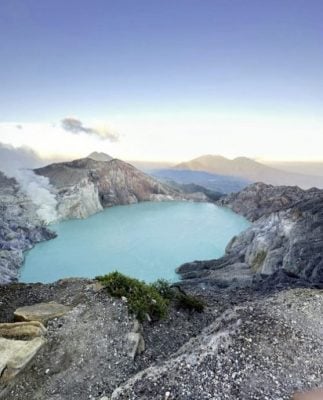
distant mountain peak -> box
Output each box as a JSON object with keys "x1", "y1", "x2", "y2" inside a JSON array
[
  {"x1": 88, "y1": 151, "x2": 113, "y2": 162},
  {"x1": 175, "y1": 154, "x2": 323, "y2": 189}
]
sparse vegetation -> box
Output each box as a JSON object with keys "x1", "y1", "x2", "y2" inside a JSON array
[
  {"x1": 96, "y1": 272, "x2": 205, "y2": 321},
  {"x1": 151, "y1": 279, "x2": 175, "y2": 300},
  {"x1": 174, "y1": 292, "x2": 205, "y2": 312},
  {"x1": 96, "y1": 272, "x2": 168, "y2": 321}
]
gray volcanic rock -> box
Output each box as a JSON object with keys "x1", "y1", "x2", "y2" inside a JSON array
[
  {"x1": 88, "y1": 151, "x2": 113, "y2": 162},
  {"x1": 178, "y1": 183, "x2": 323, "y2": 286},
  {"x1": 0, "y1": 279, "x2": 212, "y2": 400},
  {"x1": 218, "y1": 182, "x2": 319, "y2": 221},
  {"x1": 111, "y1": 288, "x2": 323, "y2": 400},
  {"x1": 35, "y1": 158, "x2": 194, "y2": 220},
  {"x1": 0, "y1": 172, "x2": 56, "y2": 284}
]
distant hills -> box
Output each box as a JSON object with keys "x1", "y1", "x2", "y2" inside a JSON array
[
  {"x1": 175, "y1": 155, "x2": 323, "y2": 189},
  {"x1": 152, "y1": 169, "x2": 249, "y2": 194},
  {"x1": 86, "y1": 151, "x2": 323, "y2": 192},
  {"x1": 264, "y1": 160, "x2": 323, "y2": 177}
]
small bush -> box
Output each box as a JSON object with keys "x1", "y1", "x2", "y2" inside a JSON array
[
  {"x1": 151, "y1": 279, "x2": 174, "y2": 300},
  {"x1": 175, "y1": 292, "x2": 205, "y2": 312},
  {"x1": 96, "y1": 272, "x2": 169, "y2": 322},
  {"x1": 96, "y1": 272, "x2": 206, "y2": 321}
]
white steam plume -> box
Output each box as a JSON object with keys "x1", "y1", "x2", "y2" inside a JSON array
[{"x1": 0, "y1": 143, "x2": 58, "y2": 224}]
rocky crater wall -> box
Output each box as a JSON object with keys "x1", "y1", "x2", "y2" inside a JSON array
[
  {"x1": 178, "y1": 182, "x2": 323, "y2": 287},
  {"x1": 0, "y1": 172, "x2": 56, "y2": 284}
]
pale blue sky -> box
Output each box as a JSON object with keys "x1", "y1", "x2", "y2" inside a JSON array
[{"x1": 0, "y1": 0, "x2": 322, "y2": 161}]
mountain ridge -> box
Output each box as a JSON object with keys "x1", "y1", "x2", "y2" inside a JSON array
[
  {"x1": 175, "y1": 154, "x2": 323, "y2": 189},
  {"x1": 34, "y1": 157, "x2": 207, "y2": 220}
]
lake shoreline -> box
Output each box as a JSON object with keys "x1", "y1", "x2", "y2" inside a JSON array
[{"x1": 20, "y1": 201, "x2": 250, "y2": 284}]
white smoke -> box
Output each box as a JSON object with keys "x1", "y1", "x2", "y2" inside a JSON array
[
  {"x1": 0, "y1": 143, "x2": 58, "y2": 224},
  {"x1": 16, "y1": 169, "x2": 58, "y2": 223}
]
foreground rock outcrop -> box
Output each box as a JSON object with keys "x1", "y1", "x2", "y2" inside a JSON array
[
  {"x1": 1, "y1": 278, "x2": 322, "y2": 400},
  {"x1": 111, "y1": 287, "x2": 323, "y2": 400},
  {"x1": 0, "y1": 279, "x2": 213, "y2": 400},
  {"x1": 0, "y1": 172, "x2": 56, "y2": 284},
  {"x1": 0, "y1": 336, "x2": 46, "y2": 387},
  {"x1": 178, "y1": 182, "x2": 323, "y2": 287},
  {"x1": 14, "y1": 302, "x2": 71, "y2": 325}
]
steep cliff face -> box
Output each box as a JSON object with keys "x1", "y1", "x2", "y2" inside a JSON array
[
  {"x1": 217, "y1": 182, "x2": 318, "y2": 221},
  {"x1": 0, "y1": 172, "x2": 56, "y2": 283},
  {"x1": 178, "y1": 183, "x2": 323, "y2": 286},
  {"x1": 35, "y1": 158, "x2": 190, "y2": 220}
]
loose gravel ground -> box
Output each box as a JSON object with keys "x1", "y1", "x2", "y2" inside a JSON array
[{"x1": 0, "y1": 279, "x2": 214, "y2": 400}]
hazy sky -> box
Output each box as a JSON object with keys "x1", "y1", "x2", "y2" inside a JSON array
[{"x1": 0, "y1": 0, "x2": 322, "y2": 162}]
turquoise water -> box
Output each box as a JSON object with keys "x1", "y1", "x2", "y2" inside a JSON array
[{"x1": 20, "y1": 201, "x2": 250, "y2": 283}]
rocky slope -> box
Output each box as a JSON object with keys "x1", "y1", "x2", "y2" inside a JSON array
[
  {"x1": 1, "y1": 278, "x2": 322, "y2": 400},
  {"x1": 178, "y1": 182, "x2": 323, "y2": 287},
  {"x1": 111, "y1": 286, "x2": 323, "y2": 400},
  {"x1": 35, "y1": 158, "x2": 200, "y2": 220},
  {"x1": 0, "y1": 172, "x2": 55, "y2": 284},
  {"x1": 0, "y1": 279, "x2": 214, "y2": 400}
]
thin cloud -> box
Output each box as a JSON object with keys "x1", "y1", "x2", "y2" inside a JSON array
[
  {"x1": 61, "y1": 117, "x2": 119, "y2": 142},
  {"x1": 0, "y1": 142, "x2": 42, "y2": 174}
]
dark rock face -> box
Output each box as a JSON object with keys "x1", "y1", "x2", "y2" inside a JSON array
[
  {"x1": 0, "y1": 172, "x2": 56, "y2": 284},
  {"x1": 217, "y1": 182, "x2": 319, "y2": 221},
  {"x1": 178, "y1": 183, "x2": 323, "y2": 286},
  {"x1": 35, "y1": 158, "x2": 200, "y2": 220}
]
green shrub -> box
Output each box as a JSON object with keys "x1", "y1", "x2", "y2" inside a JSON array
[
  {"x1": 96, "y1": 272, "x2": 168, "y2": 322},
  {"x1": 174, "y1": 292, "x2": 205, "y2": 312},
  {"x1": 96, "y1": 272, "x2": 206, "y2": 321},
  {"x1": 151, "y1": 279, "x2": 175, "y2": 300}
]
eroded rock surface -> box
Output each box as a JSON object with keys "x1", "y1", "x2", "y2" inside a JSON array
[
  {"x1": 111, "y1": 288, "x2": 323, "y2": 400},
  {"x1": 0, "y1": 336, "x2": 46, "y2": 386},
  {"x1": 0, "y1": 279, "x2": 214, "y2": 400},
  {"x1": 14, "y1": 302, "x2": 71, "y2": 325},
  {"x1": 35, "y1": 158, "x2": 197, "y2": 220},
  {"x1": 178, "y1": 183, "x2": 323, "y2": 286},
  {"x1": 1, "y1": 279, "x2": 323, "y2": 399},
  {"x1": 0, "y1": 172, "x2": 56, "y2": 284},
  {"x1": 0, "y1": 321, "x2": 46, "y2": 339}
]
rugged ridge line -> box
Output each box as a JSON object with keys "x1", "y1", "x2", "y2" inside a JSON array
[
  {"x1": 35, "y1": 157, "x2": 206, "y2": 220},
  {"x1": 178, "y1": 182, "x2": 323, "y2": 287}
]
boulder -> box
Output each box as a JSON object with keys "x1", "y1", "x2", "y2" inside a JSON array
[
  {"x1": 0, "y1": 336, "x2": 45, "y2": 384},
  {"x1": 14, "y1": 302, "x2": 71, "y2": 325},
  {"x1": 127, "y1": 319, "x2": 145, "y2": 359},
  {"x1": 0, "y1": 321, "x2": 46, "y2": 339}
]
